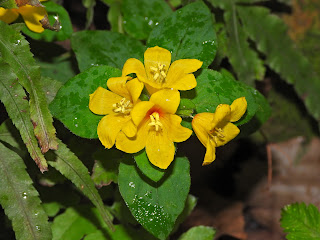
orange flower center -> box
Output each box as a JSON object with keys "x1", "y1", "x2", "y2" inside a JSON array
[
  {"x1": 148, "y1": 112, "x2": 162, "y2": 131},
  {"x1": 150, "y1": 63, "x2": 167, "y2": 83},
  {"x1": 112, "y1": 98, "x2": 132, "y2": 115}
]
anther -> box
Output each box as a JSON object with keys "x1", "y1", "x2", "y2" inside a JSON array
[{"x1": 148, "y1": 112, "x2": 162, "y2": 131}]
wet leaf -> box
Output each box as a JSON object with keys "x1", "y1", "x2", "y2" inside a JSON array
[
  {"x1": 118, "y1": 156, "x2": 190, "y2": 240},
  {"x1": 281, "y1": 203, "x2": 320, "y2": 240},
  {"x1": 71, "y1": 30, "x2": 145, "y2": 72},
  {"x1": 0, "y1": 60, "x2": 48, "y2": 171},
  {"x1": 147, "y1": 1, "x2": 217, "y2": 68},
  {"x1": 50, "y1": 65, "x2": 121, "y2": 138},
  {"x1": 122, "y1": 0, "x2": 172, "y2": 40},
  {"x1": 0, "y1": 21, "x2": 58, "y2": 153},
  {"x1": 0, "y1": 142, "x2": 51, "y2": 240}
]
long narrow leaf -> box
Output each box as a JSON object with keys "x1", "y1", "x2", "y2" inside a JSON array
[
  {"x1": 0, "y1": 21, "x2": 58, "y2": 153},
  {"x1": 0, "y1": 142, "x2": 51, "y2": 240},
  {"x1": 0, "y1": 60, "x2": 48, "y2": 171},
  {"x1": 47, "y1": 139, "x2": 114, "y2": 231}
]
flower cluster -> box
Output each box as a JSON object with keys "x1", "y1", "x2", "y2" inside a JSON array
[
  {"x1": 90, "y1": 46, "x2": 247, "y2": 169},
  {"x1": 0, "y1": 0, "x2": 48, "y2": 33}
]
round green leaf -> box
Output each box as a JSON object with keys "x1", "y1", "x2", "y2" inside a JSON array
[
  {"x1": 122, "y1": 0, "x2": 172, "y2": 40},
  {"x1": 71, "y1": 30, "x2": 146, "y2": 72},
  {"x1": 49, "y1": 65, "x2": 121, "y2": 138},
  {"x1": 147, "y1": 1, "x2": 217, "y2": 68},
  {"x1": 22, "y1": 1, "x2": 73, "y2": 41},
  {"x1": 118, "y1": 157, "x2": 190, "y2": 240}
]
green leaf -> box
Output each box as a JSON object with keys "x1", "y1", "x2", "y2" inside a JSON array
[
  {"x1": 178, "y1": 226, "x2": 216, "y2": 240},
  {"x1": 41, "y1": 76, "x2": 63, "y2": 104},
  {"x1": 107, "y1": 1, "x2": 124, "y2": 33},
  {"x1": 222, "y1": 2, "x2": 265, "y2": 85},
  {"x1": 173, "y1": 194, "x2": 197, "y2": 232},
  {"x1": 71, "y1": 30, "x2": 145, "y2": 72},
  {"x1": 22, "y1": 1, "x2": 73, "y2": 41},
  {"x1": 281, "y1": 203, "x2": 320, "y2": 240},
  {"x1": 47, "y1": 139, "x2": 114, "y2": 231},
  {"x1": 147, "y1": 1, "x2": 217, "y2": 68},
  {"x1": 82, "y1": 0, "x2": 96, "y2": 29},
  {"x1": 91, "y1": 149, "x2": 122, "y2": 187},
  {"x1": 122, "y1": 0, "x2": 172, "y2": 40},
  {"x1": 0, "y1": 142, "x2": 52, "y2": 240},
  {"x1": 0, "y1": 60, "x2": 48, "y2": 171},
  {"x1": 0, "y1": 0, "x2": 17, "y2": 8},
  {"x1": 50, "y1": 65, "x2": 121, "y2": 138},
  {"x1": 190, "y1": 69, "x2": 258, "y2": 126},
  {"x1": 236, "y1": 5, "x2": 320, "y2": 126},
  {"x1": 0, "y1": 21, "x2": 58, "y2": 153},
  {"x1": 134, "y1": 150, "x2": 166, "y2": 182},
  {"x1": 118, "y1": 156, "x2": 191, "y2": 240}
]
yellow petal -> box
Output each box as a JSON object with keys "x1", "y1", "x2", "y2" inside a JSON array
[
  {"x1": 122, "y1": 58, "x2": 148, "y2": 82},
  {"x1": 131, "y1": 101, "x2": 154, "y2": 126},
  {"x1": 215, "y1": 122, "x2": 240, "y2": 147},
  {"x1": 122, "y1": 119, "x2": 137, "y2": 138},
  {"x1": 18, "y1": 5, "x2": 47, "y2": 33},
  {"x1": 145, "y1": 128, "x2": 175, "y2": 169},
  {"x1": 0, "y1": 8, "x2": 19, "y2": 24},
  {"x1": 150, "y1": 89, "x2": 180, "y2": 114},
  {"x1": 211, "y1": 104, "x2": 231, "y2": 129},
  {"x1": 126, "y1": 78, "x2": 144, "y2": 104},
  {"x1": 144, "y1": 46, "x2": 171, "y2": 82},
  {"x1": 165, "y1": 59, "x2": 202, "y2": 90},
  {"x1": 97, "y1": 114, "x2": 130, "y2": 149},
  {"x1": 230, "y1": 97, "x2": 247, "y2": 122},
  {"x1": 203, "y1": 138, "x2": 216, "y2": 166},
  {"x1": 107, "y1": 76, "x2": 131, "y2": 100},
  {"x1": 89, "y1": 87, "x2": 123, "y2": 115},
  {"x1": 145, "y1": 83, "x2": 159, "y2": 95},
  {"x1": 116, "y1": 121, "x2": 148, "y2": 153},
  {"x1": 192, "y1": 112, "x2": 214, "y2": 147},
  {"x1": 163, "y1": 114, "x2": 192, "y2": 142}
]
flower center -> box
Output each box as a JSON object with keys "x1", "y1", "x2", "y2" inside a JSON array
[
  {"x1": 209, "y1": 127, "x2": 225, "y2": 143},
  {"x1": 112, "y1": 98, "x2": 132, "y2": 114},
  {"x1": 148, "y1": 112, "x2": 162, "y2": 131},
  {"x1": 150, "y1": 63, "x2": 167, "y2": 83}
]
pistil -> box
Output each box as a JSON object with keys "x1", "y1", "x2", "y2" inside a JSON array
[{"x1": 148, "y1": 112, "x2": 162, "y2": 131}]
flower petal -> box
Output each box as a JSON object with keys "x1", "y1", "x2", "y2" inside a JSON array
[
  {"x1": 215, "y1": 122, "x2": 240, "y2": 147},
  {"x1": 163, "y1": 114, "x2": 192, "y2": 142},
  {"x1": 122, "y1": 58, "x2": 148, "y2": 82},
  {"x1": 165, "y1": 59, "x2": 202, "y2": 90},
  {"x1": 203, "y1": 138, "x2": 216, "y2": 166},
  {"x1": 97, "y1": 114, "x2": 130, "y2": 149},
  {"x1": 18, "y1": 5, "x2": 47, "y2": 33},
  {"x1": 144, "y1": 46, "x2": 171, "y2": 81},
  {"x1": 116, "y1": 121, "x2": 148, "y2": 153},
  {"x1": 126, "y1": 78, "x2": 144, "y2": 104},
  {"x1": 131, "y1": 101, "x2": 154, "y2": 126},
  {"x1": 211, "y1": 104, "x2": 231, "y2": 129},
  {"x1": 192, "y1": 112, "x2": 214, "y2": 147},
  {"x1": 146, "y1": 128, "x2": 175, "y2": 169},
  {"x1": 150, "y1": 89, "x2": 180, "y2": 114},
  {"x1": 89, "y1": 87, "x2": 123, "y2": 115},
  {"x1": 107, "y1": 76, "x2": 131, "y2": 100},
  {"x1": 230, "y1": 97, "x2": 247, "y2": 122},
  {"x1": 145, "y1": 83, "x2": 159, "y2": 95},
  {"x1": 0, "y1": 8, "x2": 19, "y2": 23},
  {"x1": 122, "y1": 119, "x2": 137, "y2": 138}
]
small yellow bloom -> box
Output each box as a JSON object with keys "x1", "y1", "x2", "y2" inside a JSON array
[
  {"x1": 121, "y1": 46, "x2": 203, "y2": 94},
  {"x1": 0, "y1": 0, "x2": 47, "y2": 33},
  {"x1": 89, "y1": 77, "x2": 144, "y2": 149},
  {"x1": 116, "y1": 89, "x2": 192, "y2": 169},
  {"x1": 192, "y1": 97, "x2": 247, "y2": 166}
]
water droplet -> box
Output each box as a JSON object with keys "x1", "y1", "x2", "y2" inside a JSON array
[
  {"x1": 129, "y1": 182, "x2": 135, "y2": 188},
  {"x1": 15, "y1": 40, "x2": 21, "y2": 46},
  {"x1": 22, "y1": 192, "x2": 27, "y2": 199},
  {"x1": 148, "y1": 20, "x2": 153, "y2": 26},
  {"x1": 75, "y1": 124, "x2": 78, "y2": 127},
  {"x1": 35, "y1": 225, "x2": 41, "y2": 231}
]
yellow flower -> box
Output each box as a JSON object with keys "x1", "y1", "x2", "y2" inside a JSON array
[
  {"x1": 121, "y1": 46, "x2": 203, "y2": 94},
  {"x1": 0, "y1": 0, "x2": 47, "y2": 33},
  {"x1": 192, "y1": 97, "x2": 247, "y2": 166},
  {"x1": 116, "y1": 89, "x2": 192, "y2": 169},
  {"x1": 89, "y1": 77, "x2": 144, "y2": 149}
]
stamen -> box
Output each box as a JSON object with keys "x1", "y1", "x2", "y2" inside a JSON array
[
  {"x1": 148, "y1": 112, "x2": 162, "y2": 131},
  {"x1": 150, "y1": 63, "x2": 167, "y2": 83},
  {"x1": 209, "y1": 127, "x2": 225, "y2": 143},
  {"x1": 113, "y1": 98, "x2": 132, "y2": 114}
]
